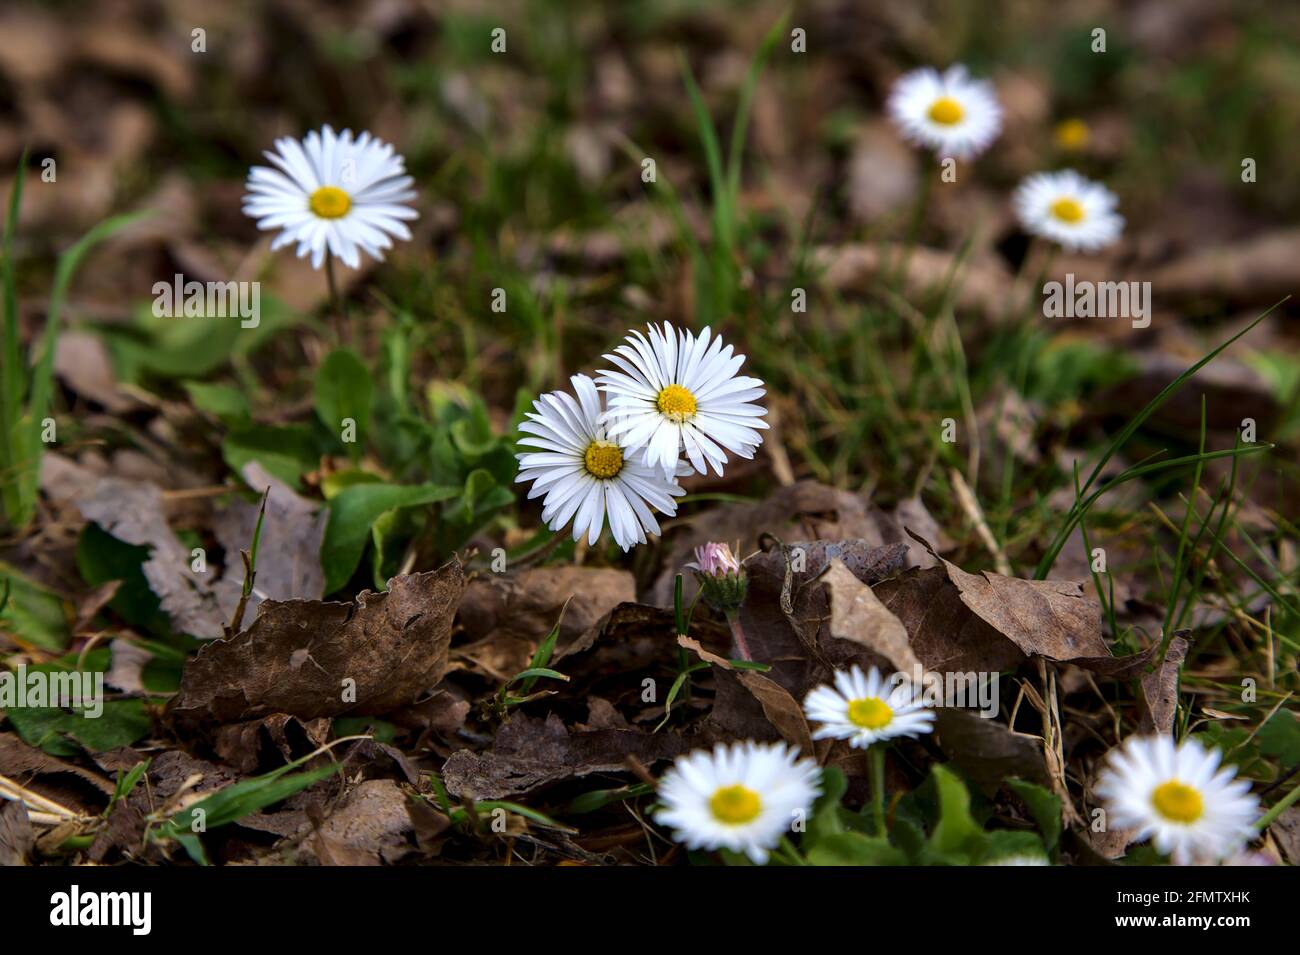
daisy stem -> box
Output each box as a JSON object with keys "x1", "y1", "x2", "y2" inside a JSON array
[
  {"x1": 906, "y1": 164, "x2": 933, "y2": 248},
  {"x1": 325, "y1": 251, "x2": 345, "y2": 341},
  {"x1": 777, "y1": 836, "x2": 807, "y2": 866},
  {"x1": 674, "y1": 573, "x2": 691, "y2": 704},
  {"x1": 896, "y1": 167, "x2": 933, "y2": 285},
  {"x1": 868, "y1": 745, "x2": 887, "y2": 836},
  {"x1": 725, "y1": 611, "x2": 753, "y2": 661},
  {"x1": 1255, "y1": 774, "x2": 1300, "y2": 831}
]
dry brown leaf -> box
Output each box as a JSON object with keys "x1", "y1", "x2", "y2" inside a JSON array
[
  {"x1": 933, "y1": 709, "x2": 1049, "y2": 796},
  {"x1": 874, "y1": 566, "x2": 1028, "y2": 673},
  {"x1": 301, "y1": 779, "x2": 415, "y2": 866},
  {"x1": 88, "y1": 749, "x2": 240, "y2": 863},
  {"x1": 1270, "y1": 806, "x2": 1300, "y2": 866},
  {"x1": 456, "y1": 565, "x2": 634, "y2": 678},
  {"x1": 677, "y1": 634, "x2": 733, "y2": 669},
  {"x1": 926, "y1": 543, "x2": 1109, "y2": 662},
  {"x1": 54, "y1": 330, "x2": 138, "y2": 413},
  {"x1": 733, "y1": 670, "x2": 816, "y2": 756},
  {"x1": 1150, "y1": 228, "x2": 1300, "y2": 304},
  {"x1": 847, "y1": 121, "x2": 918, "y2": 222},
  {"x1": 650, "y1": 480, "x2": 931, "y2": 605},
  {"x1": 0, "y1": 732, "x2": 114, "y2": 798},
  {"x1": 213, "y1": 462, "x2": 328, "y2": 622},
  {"x1": 812, "y1": 243, "x2": 1012, "y2": 319},
  {"x1": 212, "y1": 714, "x2": 332, "y2": 774},
  {"x1": 1090, "y1": 353, "x2": 1277, "y2": 440},
  {"x1": 0, "y1": 800, "x2": 34, "y2": 865},
  {"x1": 441, "y1": 713, "x2": 687, "y2": 800},
  {"x1": 170, "y1": 561, "x2": 465, "y2": 728},
  {"x1": 105, "y1": 638, "x2": 152, "y2": 694},
  {"x1": 1139, "y1": 633, "x2": 1192, "y2": 735},
  {"x1": 822, "y1": 558, "x2": 919, "y2": 674},
  {"x1": 77, "y1": 476, "x2": 226, "y2": 639}
]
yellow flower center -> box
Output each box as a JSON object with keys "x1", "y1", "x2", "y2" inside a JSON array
[
  {"x1": 709, "y1": 784, "x2": 762, "y2": 825},
  {"x1": 927, "y1": 97, "x2": 965, "y2": 125},
  {"x1": 582, "y1": 440, "x2": 624, "y2": 479},
  {"x1": 1054, "y1": 118, "x2": 1090, "y2": 151},
  {"x1": 656, "y1": 383, "x2": 698, "y2": 422},
  {"x1": 847, "y1": 697, "x2": 893, "y2": 730},
  {"x1": 1050, "y1": 197, "x2": 1086, "y2": 223},
  {"x1": 1151, "y1": 780, "x2": 1204, "y2": 824},
  {"x1": 309, "y1": 186, "x2": 352, "y2": 219}
]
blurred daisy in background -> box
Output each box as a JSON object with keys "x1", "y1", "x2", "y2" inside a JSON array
[
  {"x1": 1013, "y1": 169, "x2": 1124, "y2": 252},
  {"x1": 804, "y1": 665, "x2": 935, "y2": 749},
  {"x1": 1052, "y1": 117, "x2": 1091, "y2": 152},
  {"x1": 655, "y1": 741, "x2": 822, "y2": 864},
  {"x1": 516, "y1": 374, "x2": 685, "y2": 551},
  {"x1": 243, "y1": 125, "x2": 418, "y2": 270},
  {"x1": 887, "y1": 64, "x2": 1003, "y2": 160},
  {"x1": 597, "y1": 323, "x2": 768, "y2": 476},
  {"x1": 1096, "y1": 735, "x2": 1259, "y2": 866}
]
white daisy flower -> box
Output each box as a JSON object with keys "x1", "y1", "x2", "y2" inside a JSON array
[
  {"x1": 655, "y1": 741, "x2": 822, "y2": 864},
  {"x1": 1095, "y1": 735, "x2": 1260, "y2": 866},
  {"x1": 886, "y1": 64, "x2": 1003, "y2": 160},
  {"x1": 243, "y1": 125, "x2": 418, "y2": 270},
  {"x1": 803, "y1": 665, "x2": 935, "y2": 749},
  {"x1": 595, "y1": 323, "x2": 768, "y2": 476},
  {"x1": 516, "y1": 373, "x2": 685, "y2": 551},
  {"x1": 1012, "y1": 169, "x2": 1124, "y2": 253}
]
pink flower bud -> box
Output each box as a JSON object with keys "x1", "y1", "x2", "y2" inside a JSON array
[{"x1": 686, "y1": 542, "x2": 741, "y2": 578}]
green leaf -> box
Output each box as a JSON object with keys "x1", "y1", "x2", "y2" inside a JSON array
[
  {"x1": 222, "y1": 423, "x2": 322, "y2": 488},
  {"x1": 510, "y1": 667, "x2": 568, "y2": 684},
  {"x1": 3, "y1": 206, "x2": 147, "y2": 528},
  {"x1": 456, "y1": 468, "x2": 509, "y2": 524},
  {"x1": 977, "y1": 830, "x2": 1049, "y2": 865},
  {"x1": 1035, "y1": 298, "x2": 1288, "y2": 578},
  {"x1": 928, "y1": 764, "x2": 983, "y2": 858},
  {"x1": 75, "y1": 523, "x2": 167, "y2": 633},
  {"x1": 0, "y1": 563, "x2": 70, "y2": 651},
  {"x1": 153, "y1": 759, "x2": 341, "y2": 864},
  {"x1": 7, "y1": 698, "x2": 152, "y2": 756},
  {"x1": 110, "y1": 759, "x2": 151, "y2": 810},
  {"x1": 314, "y1": 347, "x2": 374, "y2": 461},
  {"x1": 1006, "y1": 778, "x2": 1063, "y2": 853},
  {"x1": 806, "y1": 831, "x2": 908, "y2": 866},
  {"x1": 1258, "y1": 711, "x2": 1300, "y2": 769},
  {"x1": 103, "y1": 296, "x2": 300, "y2": 385},
  {"x1": 806, "y1": 765, "x2": 848, "y2": 843},
  {"x1": 0, "y1": 154, "x2": 27, "y2": 526},
  {"x1": 567, "y1": 783, "x2": 653, "y2": 815},
  {"x1": 518, "y1": 604, "x2": 567, "y2": 695},
  {"x1": 321, "y1": 468, "x2": 384, "y2": 499},
  {"x1": 890, "y1": 816, "x2": 926, "y2": 860},
  {"x1": 321, "y1": 482, "x2": 459, "y2": 593},
  {"x1": 332, "y1": 716, "x2": 398, "y2": 744},
  {"x1": 184, "y1": 381, "x2": 251, "y2": 423}
]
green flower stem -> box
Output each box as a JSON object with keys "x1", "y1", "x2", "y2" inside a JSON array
[
  {"x1": 777, "y1": 836, "x2": 807, "y2": 866},
  {"x1": 673, "y1": 573, "x2": 691, "y2": 705},
  {"x1": 325, "y1": 251, "x2": 346, "y2": 342},
  {"x1": 1255, "y1": 774, "x2": 1300, "y2": 831},
  {"x1": 725, "y1": 611, "x2": 753, "y2": 661},
  {"x1": 869, "y1": 745, "x2": 887, "y2": 836}
]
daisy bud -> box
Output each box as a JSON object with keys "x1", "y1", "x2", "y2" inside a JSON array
[{"x1": 687, "y1": 542, "x2": 747, "y2": 616}]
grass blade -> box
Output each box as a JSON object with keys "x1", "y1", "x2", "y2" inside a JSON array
[{"x1": 1035, "y1": 298, "x2": 1287, "y2": 578}]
